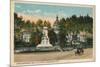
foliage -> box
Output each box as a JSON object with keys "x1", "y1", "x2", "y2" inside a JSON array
[{"x1": 14, "y1": 12, "x2": 93, "y2": 49}]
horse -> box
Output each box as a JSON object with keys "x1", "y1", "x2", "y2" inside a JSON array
[{"x1": 75, "y1": 48, "x2": 84, "y2": 55}]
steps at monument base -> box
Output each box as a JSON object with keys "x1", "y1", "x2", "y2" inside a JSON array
[
  {"x1": 37, "y1": 44, "x2": 53, "y2": 48},
  {"x1": 36, "y1": 47, "x2": 56, "y2": 51}
]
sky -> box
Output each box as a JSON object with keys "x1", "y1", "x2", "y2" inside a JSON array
[{"x1": 15, "y1": 2, "x2": 93, "y2": 19}]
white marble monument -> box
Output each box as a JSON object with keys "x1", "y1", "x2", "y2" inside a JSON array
[{"x1": 37, "y1": 27, "x2": 53, "y2": 48}]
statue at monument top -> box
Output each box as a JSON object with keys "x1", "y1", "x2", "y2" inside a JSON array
[
  {"x1": 53, "y1": 15, "x2": 60, "y2": 31},
  {"x1": 56, "y1": 15, "x2": 58, "y2": 21},
  {"x1": 43, "y1": 26, "x2": 48, "y2": 30},
  {"x1": 55, "y1": 15, "x2": 59, "y2": 23},
  {"x1": 43, "y1": 26, "x2": 48, "y2": 37}
]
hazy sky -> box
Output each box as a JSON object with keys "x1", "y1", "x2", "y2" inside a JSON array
[{"x1": 15, "y1": 3, "x2": 93, "y2": 18}]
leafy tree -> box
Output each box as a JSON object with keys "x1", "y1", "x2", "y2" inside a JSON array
[
  {"x1": 43, "y1": 20, "x2": 51, "y2": 28},
  {"x1": 59, "y1": 31, "x2": 67, "y2": 48},
  {"x1": 36, "y1": 19, "x2": 43, "y2": 27},
  {"x1": 48, "y1": 29, "x2": 57, "y2": 46}
]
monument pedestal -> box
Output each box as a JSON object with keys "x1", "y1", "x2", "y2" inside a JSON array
[
  {"x1": 36, "y1": 27, "x2": 53, "y2": 51},
  {"x1": 37, "y1": 37, "x2": 53, "y2": 48}
]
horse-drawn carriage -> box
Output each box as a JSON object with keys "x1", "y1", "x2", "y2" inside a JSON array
[{"x1": 75, "y1": 47, "x2": 84, "y2": 55}]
